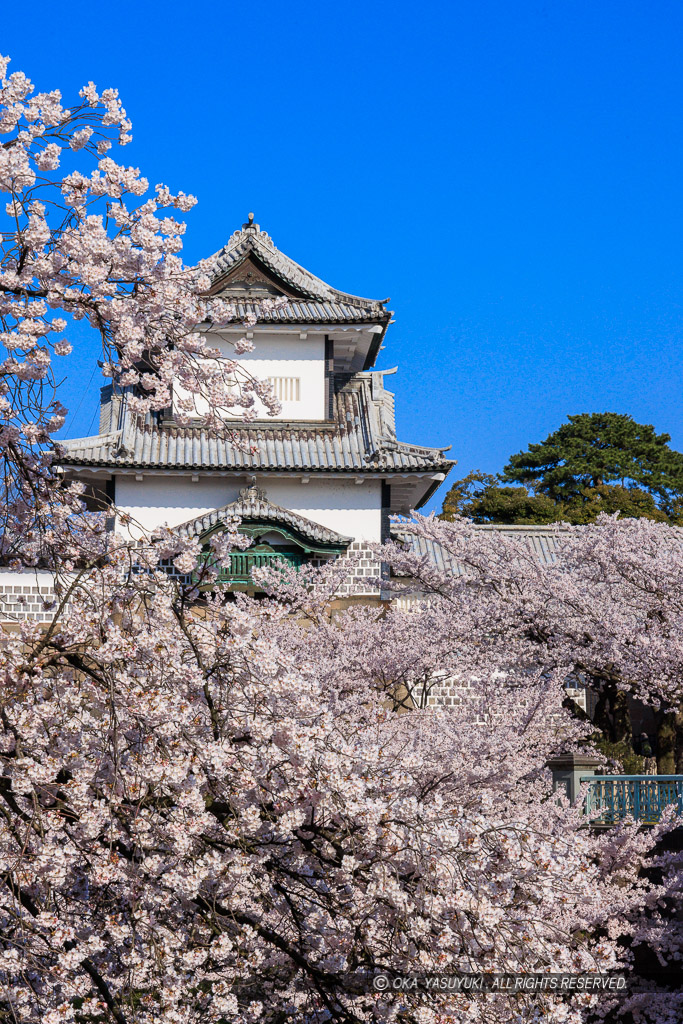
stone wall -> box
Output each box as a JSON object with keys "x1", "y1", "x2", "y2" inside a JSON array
[
  {"x1": 332, "y1": 541, "x2": 384, "y2": 598},
  {"x1": 0, "y1": 571, "x2": 59, "y2": 623}
]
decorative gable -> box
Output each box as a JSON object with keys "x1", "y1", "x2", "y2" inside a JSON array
[
  {"x1": 176, "y1": 486, "x2": 352, "y2": 555},
  {"x1": 207, "y1": 214, "x2": 391, "y2": 312},
  {"x1": 201, "y1": 216, "x2": 393, "y2": 371},
  {"x1": 210, "y1": 252, "x2": 307, "y2": 299}
]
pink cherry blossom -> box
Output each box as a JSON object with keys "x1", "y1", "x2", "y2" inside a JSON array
[{"x1": 0, "y1": 54, "x2": 681, "y2": 1024}]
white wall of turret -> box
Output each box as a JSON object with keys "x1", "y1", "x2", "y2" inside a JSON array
[
  {"x1": 174, "y1": 331, "x2": 327, "y2": 421},
  {"x1": 112, "y1": 474, "x2": 383, "y2": 544}
]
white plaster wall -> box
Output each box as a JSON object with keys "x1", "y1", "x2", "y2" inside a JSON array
[
  {"x1": 261, "y1": 479, "x2": 382, "y2": 542},
  {"x1": 115, "y1": 476, "x2": 237, "y2": 539},
  {"x1": 114, "y1": 475, "x2": 382, "y2": 543},
  {"x1": 0, "y1": 570, "x2": 60, "y2": 622},
  {"x1": 174, "y1": 332, "x2": 326, "y2": 421}
]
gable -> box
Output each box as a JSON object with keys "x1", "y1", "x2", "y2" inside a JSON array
[
  {"x1": 207, "y1": 218, "x2": 390, "y2": 314},
  {"x1": 209, "y1": 252, "x2": 310, "y2": 300},
  {"x1": 176, "y1": 487, "x2": 353, "y2": 555}
]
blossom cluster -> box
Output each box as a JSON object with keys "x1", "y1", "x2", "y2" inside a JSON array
[
  {"x1": 0, "y1": 54, "x2": 280, "y2": 566},
  {"x1": 0, "y1": 55, "x2": 681, "y2": 1024},
  {"x1": 0, "y1": 517, "x2": 680, "y2": 1023}
]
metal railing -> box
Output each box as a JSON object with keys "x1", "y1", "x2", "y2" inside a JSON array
[
  {"x1": 216, "y1": 550, "x2": 304, "y2": 584},
  {"x1": 582, "y1": 775, "x2": 683, "y2": 825}
]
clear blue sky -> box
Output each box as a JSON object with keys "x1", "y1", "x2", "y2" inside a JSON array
[{"x1": 6, "y1": 0, "x2": 683, "y2": 512}]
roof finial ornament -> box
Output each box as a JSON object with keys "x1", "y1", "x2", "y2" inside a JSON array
[
  {"x1": 242, "y1": 211, "x2": 259, "y2": 233},
  {"x1": 239, "y1": 483, "x2": 267, "y2": 502}
]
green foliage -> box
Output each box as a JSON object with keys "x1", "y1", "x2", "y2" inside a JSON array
[
  {"x1": 440, "y1": 472, "x2": 672, "y2": 526},
  {"x1": 589, "y1": 736, "x2": 645, "y2": 776},
  {"x1": 560, "y1": 484, "x2": 670, "y2": 524},
  {"x1": 440, "y1": 413, "x2": 683, "y2": 525},
  {"x1": 440, "y1": 471, "x2": 559, "y2": 524},
  {"x1": 502, "y1": 412, "x2": 683, "y2": 509}
]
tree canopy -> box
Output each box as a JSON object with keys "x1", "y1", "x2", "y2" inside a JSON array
[
  {"x1": 440, "y1": 471, "x2": 559, "y2": 524},
  {"x1": 441, "y1": 472, "x2": 673, "y2": 525},
  {"x1": 441, "y1": 414, "x2": 683, "y2": 525},
  {"x1": 503, "y1": 412, "x2": 683, "y2": 507}
]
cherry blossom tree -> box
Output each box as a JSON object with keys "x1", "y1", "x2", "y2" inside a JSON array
[
  {"x1": 0, "y1": 56, "x2": 681, "y2": 1024},
  {"x1": 0, "y1": 53, "x2": 280, "y2": 568},
  {"x1": 2, "y1": 516, "x2": 682, "y2": 1023},
  {"x1": 7, "y1": 520, "x2": 683, "y2": 1024},
  {"x1": 384, "y1": 514, "x2": 683, "y2": 770}
]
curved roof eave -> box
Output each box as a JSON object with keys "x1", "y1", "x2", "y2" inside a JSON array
[
  {"x1": 204, "y1": 218, "x2": 390, "y2": 314},
  {"x1": 175, "y1": 485, "x2": 353, "y2": 552}
]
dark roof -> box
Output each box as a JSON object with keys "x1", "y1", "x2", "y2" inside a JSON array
[
  {"x1": 208, "y1": 217, "x2": 390, "y2": 319},
  {"x1": 210, "y1": 297, "x2": 387, "y2": 325},
  {"x1": 176, "y1": 486, "x2": 352, "y2": 551},
  {"x1": 59, "y1": 372, "x2": 454, "y2": 493},
  {"x1": 390, "y1": 522, "x2": 567, "y2": 572},
  {"x1": 205, "y1": 220, "x2": 391, "y2": 367}
]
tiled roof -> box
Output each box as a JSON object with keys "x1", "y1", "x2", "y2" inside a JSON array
[
  {"x1": 206, "y1": 219, "x2": 391, "y2": 366},
  {"x1": 474, "y1": 523, "x2": 566, "y2": 564},
  {"x1": 208, "y1": 217, "x2": 389, "y2": 318},
  {"x1": 390, "y1": 522, "x2": 567, "y2": 572},
  {"x1": 214, "y1": 298, "x2": 387, "y2": 324},
  {"x1": 59, "y1": 373, "x2": 454, "y2": 482},
  {"x1": 176, "y1": 486, "x2": 352, "y2": 550}
]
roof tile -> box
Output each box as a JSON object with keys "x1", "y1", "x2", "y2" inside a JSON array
[
  {"x1": 59, "y1": 375, "x2": 454, "y2": 480},
  {"x1": 177, "y1": 486, "x2": 352, "y2": 550}
]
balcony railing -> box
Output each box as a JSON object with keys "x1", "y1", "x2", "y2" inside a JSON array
[
  {"x1": 214, "y1": 550, "x2": 304, "y2": 585},
  {"x1": 582, "y1": 775, "x2": 683, "y2": 825}
]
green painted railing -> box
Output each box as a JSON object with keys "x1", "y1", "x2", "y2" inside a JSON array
[
  {"x1": 215, "y1": 550, "x2": 304, "y2": 584},
  {"x1": 582, "y1": 775, "x2": 683, "y2": 825}
]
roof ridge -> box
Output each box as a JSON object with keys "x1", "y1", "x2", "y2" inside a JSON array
[
  {"x1": 382, "y1": 438, "x2": 453, "y2": 454},
  {"x1": 175, "y1": 485, "x2": 352, "y2": 550},
  {"x1": 472, "y1": 523, "x2": 572, "y2": 532},
  {"x1": 58, "y1": 429, "x2": 121, "y2": 448},
  {"x1": 206, "y1": 219, "x2": 389, "y2": 312}
]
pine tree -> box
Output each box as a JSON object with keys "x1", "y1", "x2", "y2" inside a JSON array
[
  {"x1": 440, "y1": 415, "x2": 683, "y2": 525},
  {"x1": 502, "y1": 412, "x2": 683, "y2": 511}
]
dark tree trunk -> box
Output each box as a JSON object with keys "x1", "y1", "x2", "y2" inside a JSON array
[
  {"x1": 592, "y1": 679, "x2": 632, "y2": 746},
  {"x1": 655, "y1": 704, "x2": 683, "y2": 774}
]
